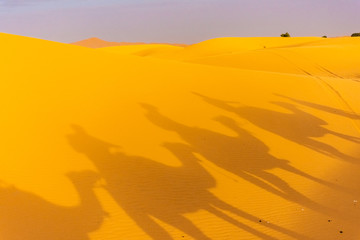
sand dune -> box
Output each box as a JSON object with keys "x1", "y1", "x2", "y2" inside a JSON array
[
  {"x1": 100, "y1": 44, "x2": 184, "y2": 56},
  {"x1": 100, "y1": 37, "x2": 360, "y2": 79},
  {"x1": 1, "y1": 32, "x2": 360, "y2": 239},
  {"x1": 71, "y1": 37, "x2": 186, "y2": 48}
]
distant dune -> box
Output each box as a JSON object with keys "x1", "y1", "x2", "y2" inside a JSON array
[
  {"x1": 1, "y1": 32, "x2": 360, "y2": 240},
  {"x1": 71, "y1": 37, "x2": 187, "y2": 48},
  {"x1": 100, "y1": 37, "x2": 360, "y2": 79}
]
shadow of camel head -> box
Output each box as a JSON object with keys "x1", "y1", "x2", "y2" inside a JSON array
[
  {"x1": 269, "y1": 101, "x2": 298, "y2": 110},
  {"x1": 139, "y1": 103, "x2": 159, "y2": 112},
  {"x1": 213, "y1": 115, "x2": 239, "y2": 128},
  {"x1": 67, "y1": 125, "x2": 120, "y2": 154},
  {"x1": 192, "y1": 92, "x2": 240, "y2": 104}
]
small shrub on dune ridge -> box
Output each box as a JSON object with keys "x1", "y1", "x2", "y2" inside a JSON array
[
  {"x1": 280, "y1": 32, "x2": 291, "y2": 37},
  {"x1": 351, "y1": 33, "x2": 360, "y2": 37}
]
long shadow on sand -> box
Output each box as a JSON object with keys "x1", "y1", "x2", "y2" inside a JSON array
[
  {"x1": 276, "y1": 94, "x2": 360, "y2": 120},
  {"x1": 67, "y1": 126, "x2": 309, "y2": 240},
  {"x1": 141, "y1": 103, "x2": 342, "y2": 216},
  {"x1": 194, "y1": 93, "x2": 360, "y2": 164},
  {"x1": 0, "y1": 171, "x2": 105, "y2": 240}
]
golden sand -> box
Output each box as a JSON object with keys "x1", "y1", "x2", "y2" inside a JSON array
[{"x1": 1, "y1": 33, "x2": 360, "y2": 239}]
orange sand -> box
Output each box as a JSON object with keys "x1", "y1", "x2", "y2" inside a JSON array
[{"x1": 1, "y1": 33, "x2": 360, "y2": 239}]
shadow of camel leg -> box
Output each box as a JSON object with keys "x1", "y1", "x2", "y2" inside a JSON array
[
  {"x1": 327, "y1": 129, "x2": 360, "y2": 143},
  {"x1": 255, "y1": 170, "x2": 335, "y2": 214},
  {"x1": 160, "y1": 214, "x2": 212, "y2": 240},
  {"x1": 255, "y1": 170, "x2": 312, "y2": 201},
  {"x1": 281, "y1": 164, "x2": 349, "y2": 193},
  {"x1": 125, "y1": 210, "x2": 173, "y2": 240},
  {"x1": 305, "y1": 139, "x2": 359, "y2": 163},
  {"x1": 209, "y1": 197, "x2": 312, "y2": 240},
  {"x1": 206, "y1": 205, "x2": 278, "y2": 240},
  {"x1": 239, "y1": 171, "x2": 288, "y2": 198}
]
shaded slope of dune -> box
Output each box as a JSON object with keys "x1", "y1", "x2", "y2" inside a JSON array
[{"x1": 1, "y1": 32, "x2": 360, "y2": 239}]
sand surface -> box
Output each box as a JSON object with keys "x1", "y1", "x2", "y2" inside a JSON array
[
  {"x1": 71, "y1": 37, "x2": 186, "y2": 48},
  {"x1": 1, "y1": 33, "x2": 360, "y2": 239}
]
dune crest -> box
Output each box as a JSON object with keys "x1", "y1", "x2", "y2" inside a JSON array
[
  {"x1": 99, "y1": 37, "x2": 360, "y2": 79},
  {"x1": 71, "y1": 37, "x2": 187, "y2": 48}
]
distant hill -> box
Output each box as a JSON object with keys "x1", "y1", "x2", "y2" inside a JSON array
[{"x1": 71, "y1": 37, "x2": 187, "y2": 48}]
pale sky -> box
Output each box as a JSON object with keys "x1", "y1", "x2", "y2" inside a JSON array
[{"x1": 0, "y1": 0, "x2": 359, "y2": 44}]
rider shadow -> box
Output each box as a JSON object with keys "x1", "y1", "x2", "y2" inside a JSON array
[
  {"x1": 194, "y1": 92, "x2": 360, "y2": 164},
  {"x1": 0, "y1": 171, "x2": 105, "y2": 240},
  {"x1": 141, "y1": 103, "x2": 341, "y2": 216},
  {"x1": 275, "y1": 94, "x2": 360, "y2": 120},
  {"x1": 67, "y1": 125, "x2": 308, "y2": 240}
]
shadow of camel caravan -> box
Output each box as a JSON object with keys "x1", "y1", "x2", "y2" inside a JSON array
[
  {"x1": 67, "y1": 125, "x2": 308, "y2": 240},
  {"x1": 141, "y1": 102, "x2": 340, "y2": 216},
  {"x1": 194, "y1": 92, "x2": 360, "y2": 164}
]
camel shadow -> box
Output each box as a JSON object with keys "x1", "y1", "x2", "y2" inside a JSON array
[
  {"x1": 67, "y1": 125, "x2": 309, "y2": 240},
  {"x1": 194, "y1": 92, "x2": 360, "y2": 164},
  {"x1": 0, "y1": 171, "x2": 105, "y2": 240},
  {"x1": 141, "y1": 103, "x2": 342, "y2": 216},
  {"x1": 276, "y1": 94, "x2": 360, "y2": 120}
]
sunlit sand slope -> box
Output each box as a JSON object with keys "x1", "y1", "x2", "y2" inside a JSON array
[
  {"x1": 103, "y1": 37, "x2": 360, "y2": 79},
  {"x1": 99, "y1": 37, "x2": 322, "y2": 59},
  {"x1": 1, "y1": 33, "x2": 360, "y2": 240}
]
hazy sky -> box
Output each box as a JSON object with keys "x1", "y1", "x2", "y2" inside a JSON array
[{"x1": 0, "y1": 0, "x2": 359, "y2": 44}]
